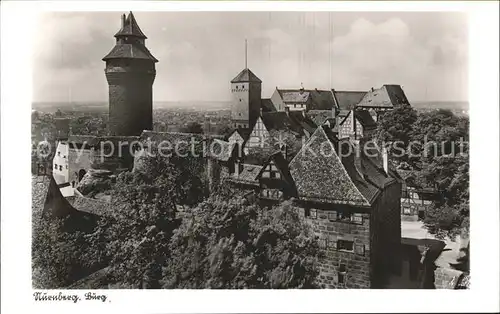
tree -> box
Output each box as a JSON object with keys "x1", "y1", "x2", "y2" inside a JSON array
[
  {"x1": 376, "y1": 107, "x2": 470, "y2": 239},
  {"x1": 104, "y1": 156, "x2": 180, "y2": 288},
  {"x1": 32, "y1": 214, "x2": 109, "y2": 288},
  {"x1": 375, "y1": 104, "x2": 417, "y2": 162},
  {"x1": 182, "y1": 122, "x2": 204, "y2": 134},
  {"x1": 163, "y1": 198, "x2": 321, "y2": 289}
]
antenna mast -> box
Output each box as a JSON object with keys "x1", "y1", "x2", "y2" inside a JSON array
[{"x1": 245, "y1": 39, "x2": 248, "y2": 69}]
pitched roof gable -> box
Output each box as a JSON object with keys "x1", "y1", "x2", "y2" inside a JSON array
[
  {"x1": 231, "y1": 68, "x2": 262, "y2": 83},
  {"x1": 357, "y1": 85, "x2": 410, "y2": 108},
  {"x1": 332, "y1": 90, "x2": 367, "y2": 110}
]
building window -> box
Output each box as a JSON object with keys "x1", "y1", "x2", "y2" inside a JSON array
[
  {"x1": 57, "y1": 152, "x2": 60, "y2": 156},
  {"x1": 328, "y1": 211, "x2": 337, "y2": 221},
  {"x1": 71, "y1": 181, "x2": 75, "y2": 188},
  {"x1": 54, "y1": 164, "x2": 57, "y2": 169},
  {"x1": 310, "y1": 208, "x2": 317, "y2": 219},
  {"x1": 59, "y1": 165, "x2": 62, "y2": 171},
  {"x1": 337, "y1": 211, "x2": 352, "y2": 222},
  {"x1": 239, "y1": 99, "x2": 242, "y2": 102},
  {"x1": 352, "y1": 213, "x2": 363, "y2": 224},
  {"x1": 66, "y1": 165, "x2": 68, "y2": 170},
  {"x1": 236, "y1": 85, "x2": 239, "y2": 89},
  {"x1": 337, "y1": 240, "x2": 354, "y2": 252}
]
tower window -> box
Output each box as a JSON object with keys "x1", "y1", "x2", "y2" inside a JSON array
[
  {"x1": 337, "y1": 240, "x2": 354, "y2": 252},
  {"x1": 239, "y1": 99, "x2": 242, "y2": 102}
]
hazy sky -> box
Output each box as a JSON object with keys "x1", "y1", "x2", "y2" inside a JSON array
[{"x1": 33, "y1": 11, "x2": 468, "y2": 102}]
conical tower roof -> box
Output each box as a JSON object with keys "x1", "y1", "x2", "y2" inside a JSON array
[{"x1": 114, "y1": 11, "x2": 147, "y2": 39}]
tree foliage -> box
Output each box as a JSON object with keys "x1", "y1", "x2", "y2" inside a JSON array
[
  {"x1": 32, "y1": 214, "x2": 108, "y2": 288},
  {"x1": 377, "y1": 107, "x2": 469, "y2": 239},
  {"x1": 164, "y1": 199, "x2": 320, "y2": 289},
  {"x1": 375, "y1": 104, "x2": 418, "y2": 161}
]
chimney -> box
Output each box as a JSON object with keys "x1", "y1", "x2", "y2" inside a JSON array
[
  {"x1": 371, "y1": 87, "x2": 374, "y2": 92},
  {"x1": 382, "y1": 146, "x2": 389, "y2": 175},
  {"x1": 121, "y1": 14, "x2": 126, "y2": 28}
]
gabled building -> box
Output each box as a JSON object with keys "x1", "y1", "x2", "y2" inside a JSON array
[
  {"x1": 357, "y1": 85, "x2": 410, "y2": 121},
  {"x1": 257, "y1": 151, "x2": 297, "y2": 206},
  {"x1": 289, "y1": 126, "x2": 402, "y2": 288},
  {"x1": 270, "y1": 86, "x2": 337, "y2": 112}
]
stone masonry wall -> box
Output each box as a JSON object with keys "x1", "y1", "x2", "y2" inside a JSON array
[{"x1": 305, "y1": 208, "x2": 371, "y2": 289}]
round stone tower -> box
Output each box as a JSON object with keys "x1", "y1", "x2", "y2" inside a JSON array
[{"x1": 103, "y1": 12, "x2": 158, "y2": 136}]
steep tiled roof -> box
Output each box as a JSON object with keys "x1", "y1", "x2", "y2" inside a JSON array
[
  {"x1": 114, "y1": 12, "x2": 147, "y2": 39},
  {"x1": 289, "y1": 127, "x2": 370, "y2": 206},
  {"x1": 281, "y1": 91, "x2": 310, "y2": 103},
  {"x1": 289, "y1": 127, "x2": 396, "y2": 206},
  {"x1": 357, "y1": 85, "x2": 410, "y2": 108},
  {"x1": 354, "y1": 110, "x2": 377, "y2": 129},
  {"x1": 277, "y1": 88, "x2": 335, "y2": 110},
  {"x1": 261, "y1": 111, "x2": 316, "y2": 137},
  {"x1": 231, "y1": 68, "x2": 262, "y2": 83},
  {"x1": 309, "y1": 89, "x2": 336, "y2": 110},
  {"x1": 102, "y1": 44, "x2": 158, "y2": 62},
  {"x1": 332, "y1": 90, "x2": 367, "y2": 110},
  {"x1": 261, "y1": 98, "x2": 276, "y2": 112}
]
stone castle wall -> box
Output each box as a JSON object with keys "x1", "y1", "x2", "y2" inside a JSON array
[{"x1": 305, "y1": 208, "x2": 371, "y2": 289}]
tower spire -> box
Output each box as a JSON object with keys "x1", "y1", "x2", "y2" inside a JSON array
[{"x1": 245, "y1": 39, "x2": 248, "y2": 69}]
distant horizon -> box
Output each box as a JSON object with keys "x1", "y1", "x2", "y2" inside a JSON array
[{"x1": 32, "y1": 99, "x2": 470, "y2": 104}]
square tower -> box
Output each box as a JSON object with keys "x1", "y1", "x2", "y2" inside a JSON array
[{"x1": 230, "y1": 68, "x2": 262, "y2": 129}]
